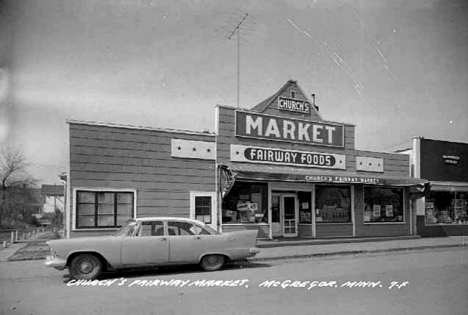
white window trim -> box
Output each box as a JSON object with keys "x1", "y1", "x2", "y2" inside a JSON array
[
  {"x1": 190, "y1": 191, "x2": 217, "y2": 230},
  {"x1": 72, "y1": 187, "x2": 137, "y2": 231}
]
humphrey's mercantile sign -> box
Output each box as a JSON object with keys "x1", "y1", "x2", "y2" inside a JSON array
[
  {"x1": 278, "y1": 96, "x2": 310, "y2": 114},
  {"x1": 230, "y1": 145, "x2": 346, "y2": 170},
  {"x1": 235, "y1": 111, "x2": 344, "y2": 147}
]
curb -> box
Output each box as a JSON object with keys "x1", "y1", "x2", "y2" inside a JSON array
[
  {"x1": 257, "y1": 236, "x2": 421, "y2": 248},
  {"x1": 250, "y1": 244, "x2": 468, "y2": 262}
]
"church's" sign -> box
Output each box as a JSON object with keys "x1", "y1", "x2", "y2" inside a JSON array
[{"x1": 235, "y1": 111, "x2": 344, "y2": 147}]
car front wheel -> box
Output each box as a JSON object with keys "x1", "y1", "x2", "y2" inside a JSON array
[
  {"x1": 200, "y1": 254, "x2": 225, "y2": 271},
  {"x1": 69, "y1": 253, "x2": 103, "y2": 280}
]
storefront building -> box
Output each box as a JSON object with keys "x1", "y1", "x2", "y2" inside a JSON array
[
  {"x1": 65, "y1": 80, "x2": 429, "y2": 239},
  {"x1": 410, "y1": 138, "x2": 468, "y2": 236}
]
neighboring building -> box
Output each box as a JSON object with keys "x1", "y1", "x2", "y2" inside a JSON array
[
  {"x1": 65, "y1": 80, "x2": 429, "y2": 239},
  {"x1": 19, "y1": 187, "x2": 44, "y2": 219},
  {"x1": 409, "y1": 138, "x2": 468, "y2": 236},
  {"x1": 41, "y1": 184, "x2": 65, "y2": 213}
]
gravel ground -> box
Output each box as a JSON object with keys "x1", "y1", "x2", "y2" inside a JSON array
[{"x1": 7, "y1": 231, "x2": 60, "y2": 261}]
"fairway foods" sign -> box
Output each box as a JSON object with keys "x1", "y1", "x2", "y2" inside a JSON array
[
  {"x1": 235, "y1": 111, "x2": 344, "y2": 147},
  {"x1": 230, "y1": 145, "x2": 346, "y2": 169}
]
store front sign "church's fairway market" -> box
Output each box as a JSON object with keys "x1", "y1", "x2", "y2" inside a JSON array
[
  {"x1": 235, "y1": 111, "x2": 344, "y2": 147},
  {"x1": 230, "y1": 145, "x2": 346, "y2": 170}
]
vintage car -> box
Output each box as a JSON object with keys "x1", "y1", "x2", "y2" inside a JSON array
[{"x1": 45, "y1": 217, "x2": 260, "y2": 280}]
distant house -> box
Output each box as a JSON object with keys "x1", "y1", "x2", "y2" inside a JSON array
[
  {"x1": 20, "y1": 187, "x2": 45, "y2": 218},
  {"x1": 41, "y1": 184, "x2": 65, "y2": 213}
]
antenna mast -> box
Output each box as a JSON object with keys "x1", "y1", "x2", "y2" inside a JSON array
[{"x1": 227, "y1": 13, "x2": 249, "y2": 109}]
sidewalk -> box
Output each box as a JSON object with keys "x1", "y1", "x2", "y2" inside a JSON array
[
  {"x1": 1, "y1": 233, "x2": 467, "y2": 263},
  {"x1": 252, "y1": 235, "x2": 468, "y2": 261},
  {"x1": 0, "y1": 231, "x2": 59, "y2": 262}
]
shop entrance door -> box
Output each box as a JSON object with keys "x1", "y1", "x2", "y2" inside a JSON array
[{"x1": 282, "y1": 194, "x2": 298, "y2": 237}]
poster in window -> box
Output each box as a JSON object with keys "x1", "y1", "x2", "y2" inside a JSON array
[
  {"x1": 373, "y1": 205, "x2": 381, "y2": 218},
  {"x1": 385, "y1": 205, "x2": 394, "y2": 217}
]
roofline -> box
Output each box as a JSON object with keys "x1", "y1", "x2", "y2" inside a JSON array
[
  {"x1": 412, "y1": 137, "x2": 468, "y2": 146},
  {"x1": 66, "y1": 119, "x2": 216, "y2": 137}
]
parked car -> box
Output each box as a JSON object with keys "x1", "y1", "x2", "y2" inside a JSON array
[{"x1": 45, "y1": 217, "x2": 260, "y2": 280}]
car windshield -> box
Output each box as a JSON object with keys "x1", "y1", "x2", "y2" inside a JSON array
[{"x1": 114, "y1": 220, "x2": 138, "y2": 236}]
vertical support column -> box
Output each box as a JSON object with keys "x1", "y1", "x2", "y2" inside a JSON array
[
  {"x1": 268, "y1": 182, "x2": 273, "y2": 240},
  {"x1": 351, "y1": 185, "x2": 356, "y2": 237}
]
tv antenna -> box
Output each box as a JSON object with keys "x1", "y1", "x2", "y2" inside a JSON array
[{"x1": 223, "y1": 11, "x2": 257, "y2": 108}]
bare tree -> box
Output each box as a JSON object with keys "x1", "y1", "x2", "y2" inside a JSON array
[{"x1": 0, "y1": 145, "x2": 36, "y2": 224}]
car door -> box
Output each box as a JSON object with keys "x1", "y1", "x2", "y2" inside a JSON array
[
  {"x1": 120, "y1": 220, "x2": 169, "y2": 266},
  {"x1": 167, "y1": 221, "x2": 212, "y2": 263}
]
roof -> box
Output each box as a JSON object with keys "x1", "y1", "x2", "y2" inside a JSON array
[
  {"x1": 251, "y1": 80, "x2": 297, "y2": 112},
  {"x1": 67, "y1": 119, "x2": 216, "y2": 137},
  {"x1": 41, "y1": 185, "x2": 64, "y2": 196}
]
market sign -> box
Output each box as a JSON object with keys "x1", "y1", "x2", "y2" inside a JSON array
[
  {"x1": 230, "y1": 144, "x2": 346, "y2": 170},
  {"x1": 235, "y1": 111, "x2": 344, "y2": 147},
  {"x1": 278, "y1": 96, "x2": 310, "y2": 114}
]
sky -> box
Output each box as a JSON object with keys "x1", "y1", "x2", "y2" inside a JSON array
[{"x1": 1, "y1": 0, "x2": 468, "y2": 185}]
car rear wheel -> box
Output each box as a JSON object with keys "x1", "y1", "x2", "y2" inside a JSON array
[
  {"x1": 69, "y1": 253, "x2": 102, "y2": 280},
  {"x1": 200, "y1": 254, "x2": 225, "y2": 271}
]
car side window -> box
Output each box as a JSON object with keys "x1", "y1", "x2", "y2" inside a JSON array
[
  {"x1": 192, "y1": 224, "x2": 212, "y2": 235},
  {"x1": 139, "y1": 221, "x2": 164, "y2": 236},
  {"x1": 167, "y1": 222, "x2": 195, "y2": 236}
]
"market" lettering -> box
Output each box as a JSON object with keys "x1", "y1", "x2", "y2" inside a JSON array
[{"x1": 236, "y1": 111, "x2": 344, "y2": 147}]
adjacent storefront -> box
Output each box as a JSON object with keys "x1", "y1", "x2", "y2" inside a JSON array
[
  {"x1": 411, "y1": 138, "x2": 468, "y2": 236},
  {"x1": 66, "y1": 80, "x2": 429, "y2": 239}
]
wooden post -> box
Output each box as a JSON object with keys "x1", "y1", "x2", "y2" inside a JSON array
[
  {"x1": 3, "y1": 241, "x2": 7, "y2": 248},
  {"x1": 15, "y1": 231, "x2": 18, "y2": 242},
  {"x1": 11, "y1": 232, "x2": 14, "y2": 244}
]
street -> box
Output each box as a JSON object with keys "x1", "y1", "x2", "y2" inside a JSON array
[{"x1": 1, "y1": 248, "x2": 467, "y2": 315}]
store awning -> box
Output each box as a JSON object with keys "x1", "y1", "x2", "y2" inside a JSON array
[{"x1": 219, "y1": 163, "x2": 431, "y2": 199}]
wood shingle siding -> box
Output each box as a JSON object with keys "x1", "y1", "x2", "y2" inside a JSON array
[{"x1": 69, "y1": 122, "x2": 216, "y2": 236}]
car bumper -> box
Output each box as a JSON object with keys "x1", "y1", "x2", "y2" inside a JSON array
[
  {"x1": 45, "y1": 255, "x2": 67, "y2": 271},
  {"x1": 249, "y1": 247, "x2": 261, "y2": 255}
]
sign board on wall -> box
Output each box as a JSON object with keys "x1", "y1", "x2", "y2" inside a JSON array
[
  {"x1": 420, "y1": 139, "x2": 468, "y2": 182},
  {"x1": 277, "y1": 96, "x2": 310, "y2": 114},
  {"x1": 230, "y1": 144, "x2": 346, "y2": 170},
  {"x1": 235, "y1": 111, "x2": 345, "y2": 147}
]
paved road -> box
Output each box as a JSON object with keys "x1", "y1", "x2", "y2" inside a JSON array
[{"x1": 1, "y1": 248, "x2": 467, "y2": 315}]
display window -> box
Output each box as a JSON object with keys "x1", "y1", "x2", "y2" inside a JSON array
[
  {"x1": 425, "y1": 191, "x2": 468, "y2": 225},
  {"x1": 315, "y1": 186, "x2": 351, "y2": 223},
  {"x1": 364, "y1": 187, "x2": 403, "y2": 223},
  {"x1": 298, "y1": 191, "x2": 312, "y2": 223},
  {"x1": 222, "y1": 182, "x2": 268, "y2": 224}
]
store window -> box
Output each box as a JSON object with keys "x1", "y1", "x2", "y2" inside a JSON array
[
  {"x1": 222, "y1": 182, "x2": 268, "y2": 224},
  {"x1": 425, "y1": 191, "x2": 468, "y2": 225},
  {"x1": 75, "y1": 190, "x2": 134, "y2": 229},
  {"x1": 315, "y1": 186, "x2": 351, "y2": 223},
  {"x1": 364, "y1": 187, "x2": 403, "y2": 223}
]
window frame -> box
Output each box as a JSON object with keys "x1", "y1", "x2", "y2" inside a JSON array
[
  {"x1": 190, "y1": 191, "x2": 217, "y2": 229},
  {"x1": 73, "y1": 188, "x2": 137, "y2": 230}
]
